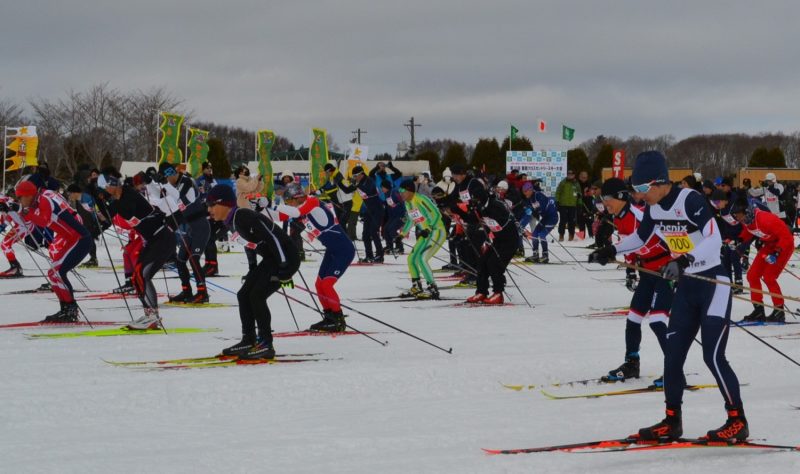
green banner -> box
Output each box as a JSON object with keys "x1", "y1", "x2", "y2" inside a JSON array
[
  {"x1": 186, "y1": 128, "x2": 210, "y2": 177},
  {"x1": 159, "y1": 112, "x2": 184, "y2": 165},
  {"x1": 562, "y1": 125, "x2": 575, "y2": 142},
  {"x1": 257, "y1": 129, "x2": 275, "y2": 199},
  {"x1": 309, "y1": 128, "x2": 329, "y2": 191}
]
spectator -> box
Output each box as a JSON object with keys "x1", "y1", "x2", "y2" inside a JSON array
[
  {"x1": 749, "y1": 172, "x2": 786, "y2": 220},
  {"x1": 554, "y1": 169, "x2": 581, "y2": 241}
]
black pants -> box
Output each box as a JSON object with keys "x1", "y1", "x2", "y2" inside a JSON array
[
  {"x1": 176, "y1": 218, "x2": 210, "y2": 291},
  {"x1": 476, "y1": 238, "x2": 516, "y2": 295},
  {"x1": 577, "y1": 206, "x2": 593, "y2": 236},
  {"x1": 362, "y1": 210, "x2": 384, "y2": 259},
  {"x1": 134, "y1": 228, "x2": 174, "y2": 309},
  {"x1": 237, "y1": 259, "x2": 282, "y2": 343},
  {"x1": 558, "y1": 206, "x2": 577, "y2": 237}
]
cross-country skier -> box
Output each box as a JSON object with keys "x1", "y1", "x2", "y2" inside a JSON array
[
  {"x1": 588, "y1": 151, "x2": 748, "y2": 443},
  {"x1": 101, "y1": 171, "x2": 175, "y2": 329},
  {"x1": 15, "y1": 180, "x2": 91, "y2": 322},
  {"x1": 519, "y1": 181, "x2": 558, "y2": 264},
  {"x1": 596, "y1": 178, "x2": 673, "y2": 385},
  {"x1": 158, "y1": 162, "x2": 211, "y2": 304},
  {"x1": 206, "y1": 184, "x2": 300, "y2": 359},
  {"x1": 267, "y1": 183, "x2": 354, "y2": 332},
  {"x1": 731, "y1": 197, "x2": 794, "y2": 323},
  {"x1": 338, "y1": 165, "x2": 384, "y2": 263},
  {"x1": 397, "y1": 179, "x2": 446, "y2": 299}
]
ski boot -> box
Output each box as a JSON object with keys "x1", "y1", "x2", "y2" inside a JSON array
[
  {"x1": 113, "y1": 278, "x2": 135, "y2": 295},
  {"x1": 191, "y1": 287, "x2": 209, "y2": 304},
  {"x1": 732, "y1": 279, "x2": 744, "y2": 295},
  {"x1": 416, "y1": 284, "x2": 440, "y2": 300},
  {"x1": 81, "y1": 257, "x2": 99, "y2": 268},
  {"x1": 240, "y1": 337, "x2": 276, "y2": 360},
  {"x1": 636, "y1": 407, "x2": 683, "y2": 442},
  {"x1": 203, "y1": 261, "x2": 219, "y2": 277},
  {"x1": 372, "y1": 255, "x2": 384, "y2": 264},
  {"x1": 127, "y1": 308, "x2": 161, "y2": 330},
  {"x1": 766, "y1": 306, "x2": 785, "y2": 323},
  {"x1": 482, "y1": 292, "x2": 504, "y2": 305},
  {"x1": 742, "y1": 304, "x2": 765, "y2": 322},
  {"x1": 602, "y1": 355, "x2": 640, "y2": 382},
  {"x1": 524, "y1": 251, "x2": 539, "y2": 263},
  {"x1": 650, "y1": 374, "x2": 687, "y2": 389},
  {"x1": 537, "y1": 253, "x2": 549, "y2": 264},
  {"x1": 221, "y1": 334, "x2": 257, "y2": 356},
  {"x1": 41, "y1": 302, "x2": 68, "y2": 323},
  {"x1": 705, "y1": 405, "x2": 749, "y2": 442},
  {"x1": 57, "y1": 302, "x2": 80, "y2": 323},
  {"x1": 455, "y1": 276, "x2": 477, "y2": 288},
  {"x1": 399, "y1": 279, "x2": 423, "y2": 298},
  {"x1": 309, "y1": 310, "x2": 347, "y2": 333},
  {"x1": 168, "y1": 286, "x2": 193, "y2": 303},
  {"x1": 466, "y1": 293, "x2": 486, "y2": 304},
  {"x1": 37, "y1": 282, "x2": 52, "y2": 292},
  {"x1": 441, "y1": 263, "x2": 460, "y2": 271},
  {"x1": 0, "y1": 260, "x2": 23, "y2": 278}
]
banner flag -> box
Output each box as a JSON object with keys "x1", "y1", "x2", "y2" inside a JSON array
[
  {"x1": 5, "y1": 126, "x2": 38, "y2": 172},
  {"x1": 309, "y1": 128, "x2": 329, "y2": 191},
  {"x1": 346, "y1": 143, "x2": 369, "y2": 161},
  {"x1": 158, "y1": 112, "x2": 184, "y2": 165},
  {"x1": 562, "y1": 125, "x2": 575, "y2": 141},
  {"x1": 257, "y1": 129, "x2": 275, "y2": 199},
  {"x1": 537, "y1": 119, "x2": 547, "y2": 133},
  {"x1": 612, "y1": 149, "x2": 625, "y2": 179},
  {"x1": 186, "y1": 128, "x2": 209, "y2": 177}
]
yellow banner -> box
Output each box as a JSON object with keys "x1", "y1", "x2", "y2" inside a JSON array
[{"x1": 5, "y1": 126, "x2": 38, "y2": 171}]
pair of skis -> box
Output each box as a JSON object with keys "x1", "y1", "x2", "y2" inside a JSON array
[
  {"x1": 104, "y1": 352, "x2": 335, "y2": 370},
  {"x1": 483, "y1": 437, "x2": 800, "y2": 454}
]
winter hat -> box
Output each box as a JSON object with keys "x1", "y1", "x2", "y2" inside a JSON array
[
  {"x1": 720, "y1": 177, "x2": 733, "y2": 187},
  {"x1": 399, "y1": 179, "x2": 416, "y2": 193},
  {"x1": 351, "y1": 166, "x2": 364, "y2": 176},
  {"x1": 765, "y1": 172, "x2": 777, "y2": 182},
  {"x1": 324, "y1": 163, "x2": 336, "y2": 172},
  {"x1": 442, "y1": 168, "x2": 452, "y2": 178},
  {"x1": 496, "y1": 180, "x2": 509, "y2": 190},
  {"x1": 710, "y1": 189, "x2": 727, "y2": 201},
  {"x1": 449, "y1": 164, "x2": 467, "y2": 175},
  {"x1": 600, "y1": 178, "x2": 628, "y2": 201},
  {"x1": 15, "y1": 180, "x2": 38, "y2": 197},
  {"x1": 158, "y1": 162, "x2": 177, "y2": 177},
  {"x1": 380, "y1": 180, "x2": 393, "y2": 190},
  {"x1": 702, "y1": 180, "x2": 715, "y2": 191},
  {"x1": 521, "y1": 182, "x2": 534, "y2": 193},
  {"x1": 631, "y1": 151, "x2": 669, "y2": 186},
  {"x1": 206, "y1": 184, "x2": 236, "y2": 208}
]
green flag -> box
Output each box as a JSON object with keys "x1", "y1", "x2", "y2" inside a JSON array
[
  {"x1": 257, "y1": 130, "x2": 275, "y2": 199},
  {"x1": 186, "y1": 128, "x2": 210, "y2": 177},
  {"x1": 562, "y1": 125, "x2": 575, "y2": 141},
  {"x1": 510, "y1": 124, "x2": 519, "y2": 141},
  {"x1": 309, "y1": 128, "x2": 329, "y2": 191},
  {"x1": 158, "y1": 112, "x2": 184, "y2": 165}
]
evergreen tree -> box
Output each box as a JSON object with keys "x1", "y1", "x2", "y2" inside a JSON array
[
  {"x1": 417, "y1": 150, "x2": 441, "y2": 180},
  {"x1": 591, "y1": 144, "x2": 615, "y2": 180},
  {"x1": 499, "y1": 136, "x2": 534, "y2": 156},
  {"x1": 749, "y1": 146, "x2": 786, "y2": 167},
  {"x1": 471, "y1": 138, "x2": 503, "y2": 176},
  {"x1": 441, "y1": 142, "x2": 468, "y2": 171},
  {"x1": 567, "y1": 148, "x2": 591, "y2": 176},
  {"x1": 207, "y1": 137, "x2": 232, "y2": 179}
]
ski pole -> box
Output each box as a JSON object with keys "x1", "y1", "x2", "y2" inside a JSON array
[
  {"x1": 280, "y1": 287, "x2": 301, "y2": 331},
  {"x1": 90, "y1": 209, "x2": 135, "y2": 322},
  {"x1": 730, "y1": 319, "x2": 800, "y2": 369},
  {"x1": 294, "y1": 283, "x2": 453, "y2": 354}
]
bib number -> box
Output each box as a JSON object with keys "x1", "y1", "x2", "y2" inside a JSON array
[
  {"x1": 482, "y1": 217, "x2": 502, "y2": 232},
  {"x1": 304, "y1": 220, "x2": 321, "y2": 241},
  {"x1": 459, "y1": 190, "x2": 471, "y2": 203},
  {"x1": 409, "y1": 208, "x2": 425, "y2": 224},
  {"x1": 663, "y1": 231, "x2": 694, "y2": 255},
  {"x1": 231, "y1": 231, "x2": 257, "y2": 249}
]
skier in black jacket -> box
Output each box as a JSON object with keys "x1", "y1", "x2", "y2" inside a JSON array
[{"x1": 206, "y1": 184, "x2": 300, "y2": 360}]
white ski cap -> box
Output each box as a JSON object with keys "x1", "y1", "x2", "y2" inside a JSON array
[{"x1": 766, "y1": 172, "x2": 777, "y2": 181}]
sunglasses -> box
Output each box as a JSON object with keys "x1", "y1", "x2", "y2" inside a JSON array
[{"x1": 632, "y1": 180, "x2": 666, "y2": 193}]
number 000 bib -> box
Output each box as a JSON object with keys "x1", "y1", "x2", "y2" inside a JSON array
[{"x1": 663, "y1": 231, "x2": 694, "y2": 255}]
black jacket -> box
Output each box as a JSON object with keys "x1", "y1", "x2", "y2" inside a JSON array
[{"x1": 228, "y1": 208, "x2": 300, "y2": 280}]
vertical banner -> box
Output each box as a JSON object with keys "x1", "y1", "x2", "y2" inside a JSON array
[
  {"x1": 256, "y1": 129, "x2": 275, "y2": 199},
  {"x1": 158, "y1": 112, "x2": 184, "y2": 165},
  {"x1": 186, "y1": 128, "x2": 210, "y2": 177},
  {"x1": 506, "y1": 150, "x2": 567, "y2": 196},
  {"x1": 346, "y1": 143, "x2": 369, "y2": 161},
  {"x1": 612, "y1": 149, "x2": 625, "y2": 179},
  {"x1": 5, "y1": 126, "x2": 39, "y2": 172},
  {"x1": 561, "y1": 125, "x2": 575, "y2": 141},
  {"x1": 309, "y1": 128, "x2": 328, "y2": 191}
]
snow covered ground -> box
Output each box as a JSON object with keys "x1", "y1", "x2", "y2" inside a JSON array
[{"x1": 2, "y1": 236, "x2": 800, "y2": 473}]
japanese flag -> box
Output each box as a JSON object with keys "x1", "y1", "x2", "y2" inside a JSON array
[{"x1": 537, "y1": 119, "x2": 547, "y2": 133}]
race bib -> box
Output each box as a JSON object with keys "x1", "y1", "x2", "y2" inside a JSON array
[
  {"x1": 386, "y1": 197, "x2": 396, "y2": 208},
  {"x1": 357, "y1": 189, "x2": 369, "y2": 199},
  {"x1": 409, "y1": 208, "x2": 425, "y2": 224},
  {"x1": 662, "y1": 231, "x2": 694, "y2": 255},
  {"x1": 766, "y1": 196, "x2": 777, "y2": 203},
  {"x1": 722, "y1": 214, "x2": 738, "y2": 225},
  {"x1": 750, "y1": 229, "x2": 767, "y2": 238},
  {"x1": 230, "y1": 231, "x2": 257, "y2": 249},
  {"x1": 304, "y1": 220, "x2": 321, "y2": 241},
  {"x1": 482, "y1": 217, "x2": 502, "y2": 232},
  {"x1": 595, "y1": 202, "x2": 606, "y2": 212},
  {"x1": 126, "y1": 216, "x2": 141, "y2": 227},
  {"x1": 459, "y1": 190, "x2": 471, "y2": 202}
]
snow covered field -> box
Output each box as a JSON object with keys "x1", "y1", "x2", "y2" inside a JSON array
[{"x1": 2, "y1": 238, "x2": 799, "y2": 473}]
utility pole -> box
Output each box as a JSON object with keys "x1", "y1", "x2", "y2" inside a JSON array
[
  {"x1": 403, "y1": 116, "x2": 421, "y2": 159},
  {"x1": 351, "y1": 128, "x2": 367, "y2": 144}
]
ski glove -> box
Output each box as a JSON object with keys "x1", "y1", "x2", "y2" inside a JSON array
[
  {"x1": 765, "y1": 252, "x2": 779, "y2": 264},
  {"x1": 418, "y1": 228, "x2": 431, "y2": 238},
  {"x1": 280, "y1": 278, "x2": 294, "y2": 289},
  {"x1": 661, "y1": 254, "x2": 694, "y2": 280},
  {"x1": 588, "y1": 245, "x2": 616, "y2": 265},
  {"x1": 625, "y1": 268, "x2": 638, "y2": 292}
]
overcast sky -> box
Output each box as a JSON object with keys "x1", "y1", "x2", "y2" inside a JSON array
[{"x1": 2, "y1": 1, "x2": 799, "y2": 155}]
